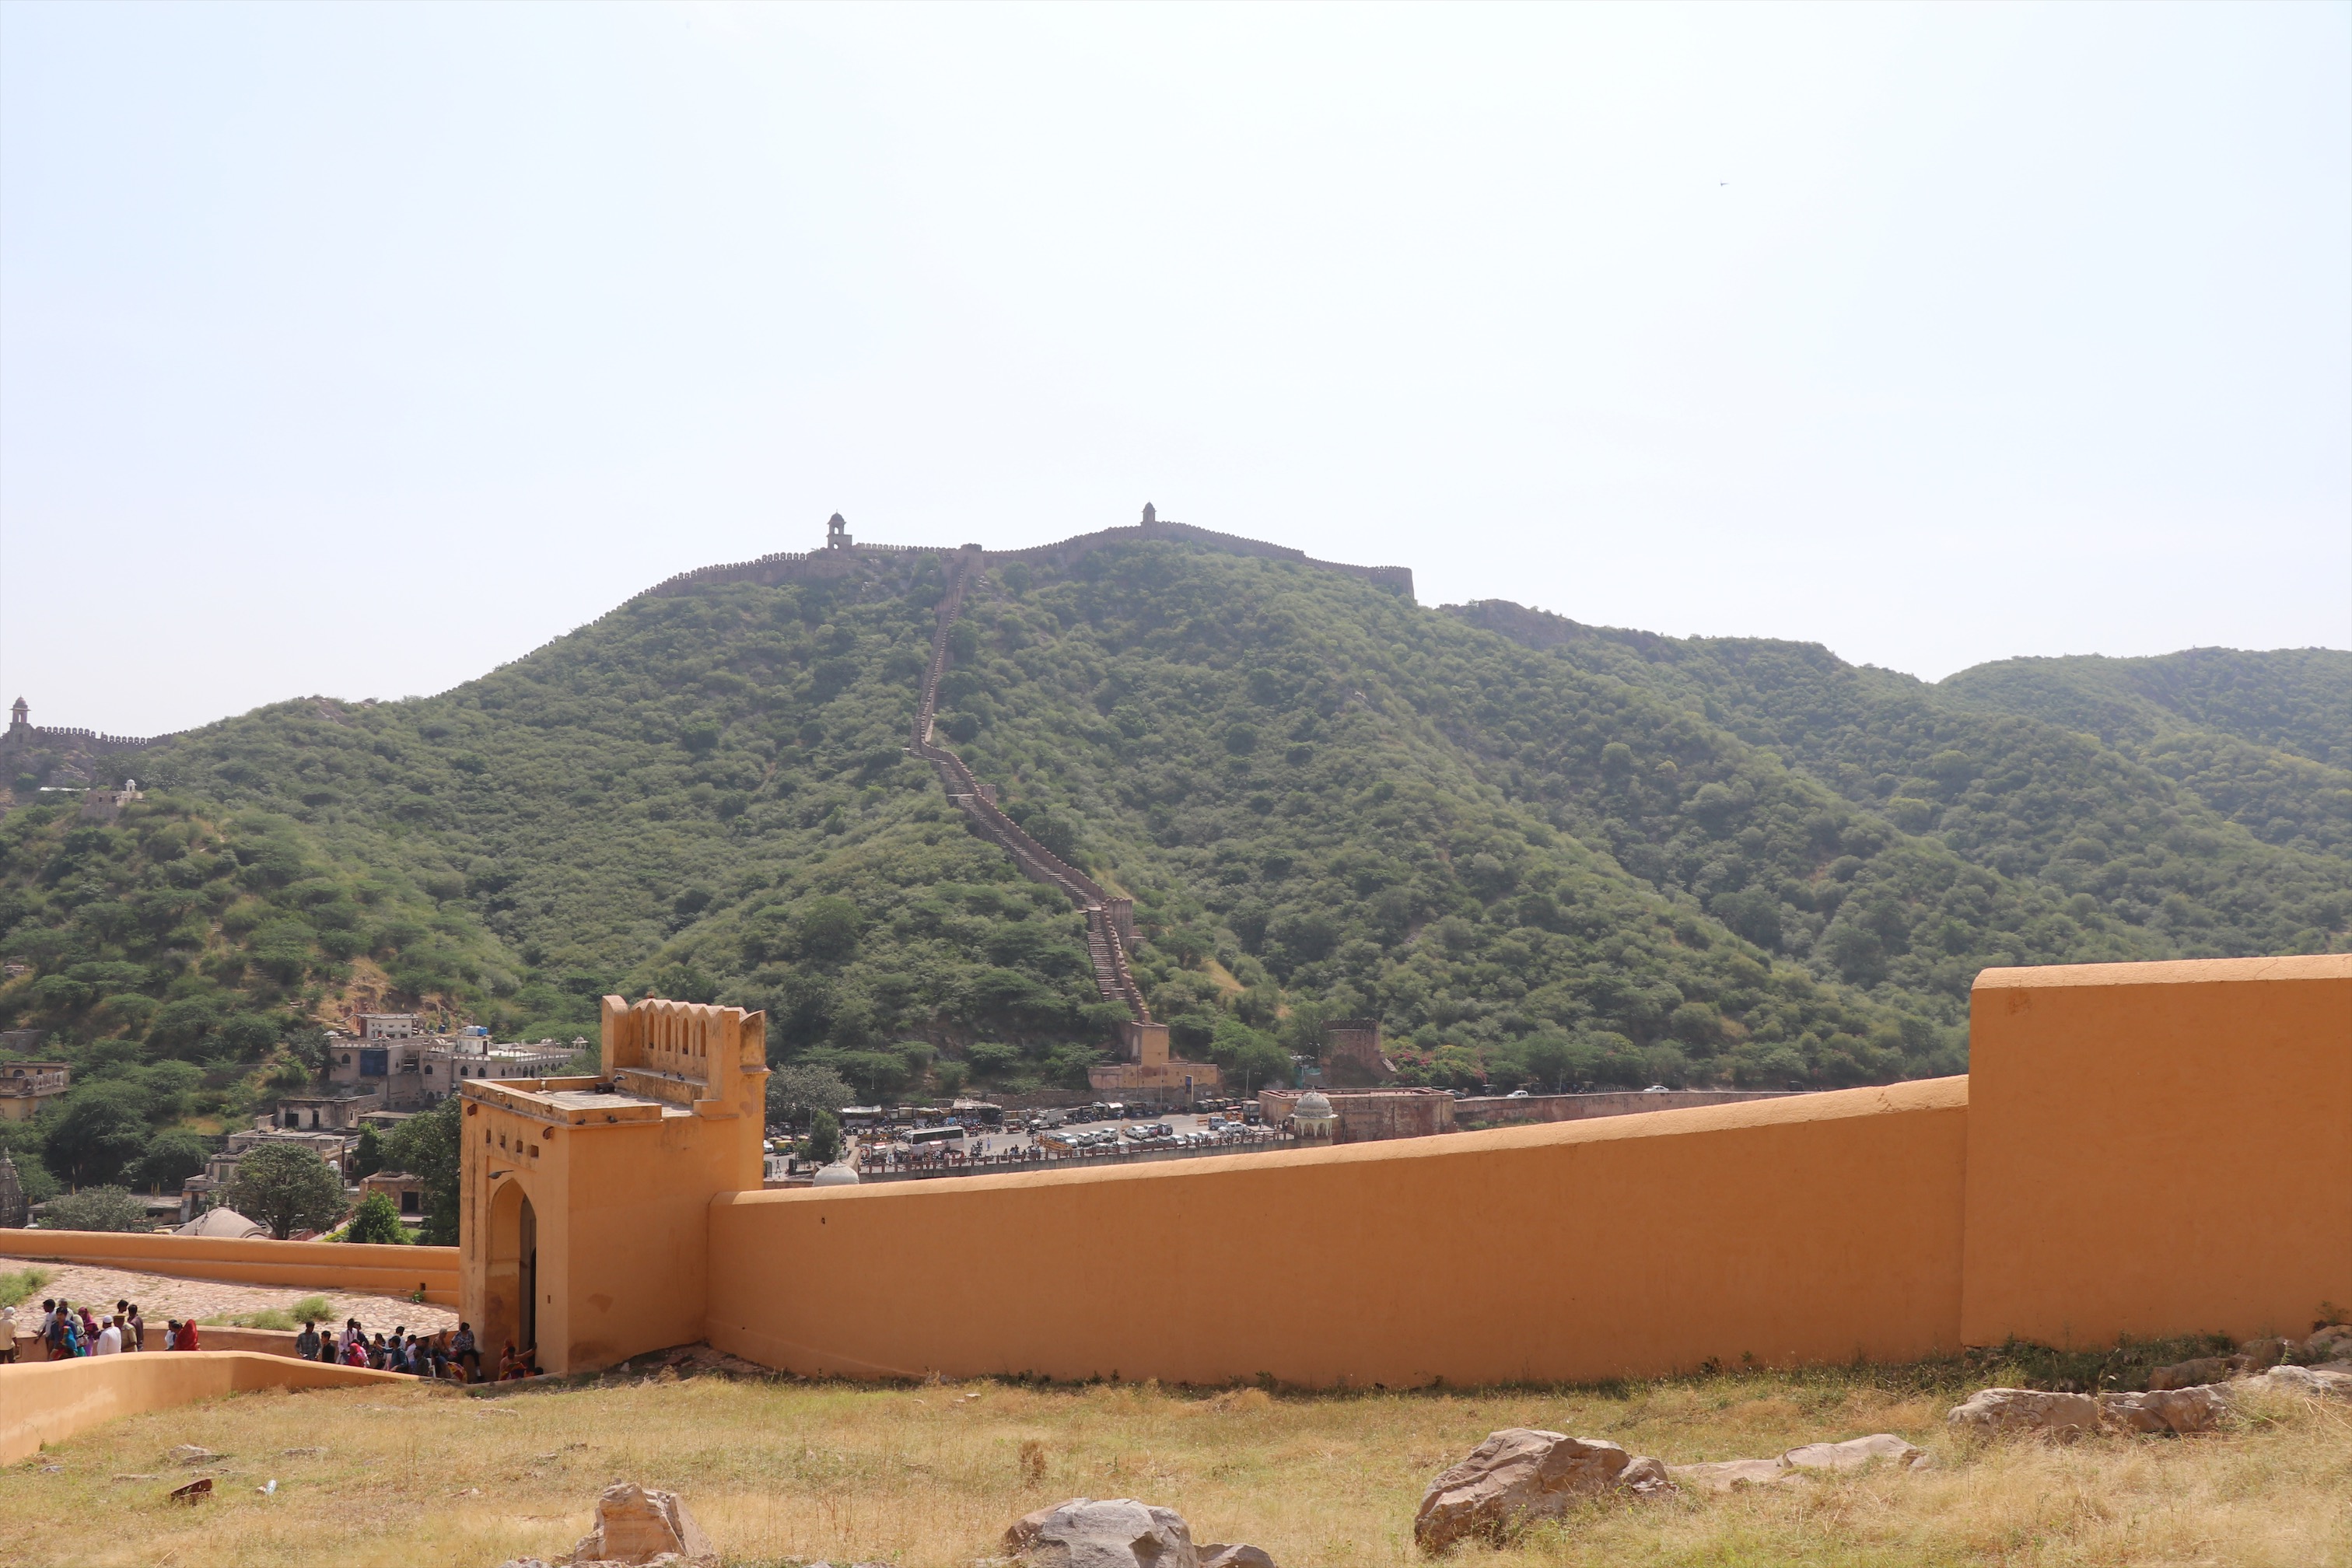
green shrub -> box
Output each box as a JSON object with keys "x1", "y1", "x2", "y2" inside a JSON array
[
  {"x1": 37, "y1": 1185, "x2": 151, "y2": 1232},
  {"x1": 343, "y1": 1190, "x2": 408, "y2": 1245}
]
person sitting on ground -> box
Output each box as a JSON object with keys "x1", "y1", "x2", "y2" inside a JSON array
[
  {"x1": 296, "y1": 1320, "x2": 321, "y2": 1361},
  {"x1": 451, "y1": 1321, "x2": 480, "y2": 1381},
  {"x1": 496, "y1": 1343, "x2": 520, "y2": 1381}
]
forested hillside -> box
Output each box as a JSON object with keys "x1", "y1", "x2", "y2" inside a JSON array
[{"x1": 5, "y1": 534, "x2": 2347, "y2": 1132}]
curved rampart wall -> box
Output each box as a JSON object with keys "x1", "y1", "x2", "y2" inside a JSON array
[
  {"x1": 0, "y1": 1231, "x2": 459, "y2": 1305},
  {"x1": 0, "y1": 1351, "x2": 405, "y2": 1465}
]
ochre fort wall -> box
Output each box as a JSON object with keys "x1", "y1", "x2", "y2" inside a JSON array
[
  {"x1": 0, "y1": 1230, "x2": 457, "y2": 1304},
  {"x1": 691, "y1": 954, "x2": 2345, "y2": 1386},
  {"x1": 7, "y1": 955, "x2": 2346, "y2": 1455},
  {"x1": 1960, "y1": 956, "x2": 2352, "y2": 1349},
  {"x1": 707, "y1": 1078, "x2": 1970, "y2": 1385}
]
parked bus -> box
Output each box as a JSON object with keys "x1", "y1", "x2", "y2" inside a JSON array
[{"x1": 905, "y1": 1125, "x2": 968, "y2": 1156}]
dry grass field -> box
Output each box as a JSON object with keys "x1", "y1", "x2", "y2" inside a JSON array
[{"x1": 3, "y1": 1360, "x2": 2347, "y2": 1568}]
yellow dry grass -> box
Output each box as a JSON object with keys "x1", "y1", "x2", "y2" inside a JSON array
[{"x1": 3, "y1": 1367, "x2": 2347, "y2": 1568}]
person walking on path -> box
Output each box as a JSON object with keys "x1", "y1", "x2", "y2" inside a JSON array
[
  {"x1": 92, "y1": 1316, "x2": 122, "y2": 1355},
  {"x1": 125, "y1": 1303, "x2": 145, "y2": 1351},
  {"x1": 0, "y1": 1301, "x2": 16, "y2": 1364},
  {"x1": 296, "y1": 1320, "x2": 321, "y2": 1360}
]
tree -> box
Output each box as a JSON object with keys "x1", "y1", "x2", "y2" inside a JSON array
[
  {"x1": 38, "y1": 1185, "x2": 149, "y2": 1232},
  {"x1": 133, "y1": 1129, "x2": 211, "y2": 1194},
  {"x1": 344, "y1": 1190, "x2": 408, "y2": 1244},
  {"x1": 766, "y1": 1062, "x2": 854, "y2": 1129},
  {"x1": 1209, "y1": 1017, "x2": 1290, "y2": 1094},
  {"x1": 43, "y1": 1087, "x2": 151, "y2": 1188},
  {"x1": 352, "y1": 1125, "x2": 386, "y2": 1179},
  {"x1": 804, "y1": 1109, "x2": 843, "y2": 1164},
  {"x1": 382, "y1": 1098, "x2": 460, "y2": 1245},
  {"x1": 225, "y1": 1142, "x2": 347, "y2": 1240}
]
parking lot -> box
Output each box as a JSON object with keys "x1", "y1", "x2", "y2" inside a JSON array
[{"x1": 835, "y1": 1104, "x2": 1293, "y2": 1181}]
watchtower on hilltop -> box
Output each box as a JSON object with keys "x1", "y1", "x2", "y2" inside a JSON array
[{"x1": 825, "y1": 513, "x2": 854, "y2": 551}]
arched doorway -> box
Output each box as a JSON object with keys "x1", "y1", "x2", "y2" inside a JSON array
[{"x1": 484, "y1": 1178, "x2": 539, "y2": 1360}]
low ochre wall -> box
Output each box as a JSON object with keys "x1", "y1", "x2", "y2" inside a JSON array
[
  {"x1": 0, "y1": 1231, "x2": 458, "y2": 1305},
  {"x1": 12, "y1": 1326, "x2": 299, "y2": 1360},
  {"x1": 708, "y1": 1079, "x2": 1972, "y2": 1386},
  {"x1": 0, "y1": 1351, "x2": 408, "y2": 1465}
]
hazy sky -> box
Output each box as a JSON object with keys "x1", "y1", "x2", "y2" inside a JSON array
[{"x1": 3, "y1": 2, "x2": 2347, "y2": 737}]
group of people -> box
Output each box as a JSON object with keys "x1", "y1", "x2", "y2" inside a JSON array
[
  {"x1": 2, "y1": 1298, "x2": 213, "y2": 1359},
  {"x1": 289, "y1": 1317, "x2": 539, "y2": 1383},
  {"x1": 1, "y1": 1297, "x2": 544, "y2": 1383}
]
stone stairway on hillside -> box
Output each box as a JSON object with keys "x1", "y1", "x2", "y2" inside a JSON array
[{"x1": 908, "y1": 552, "x2": 1152, "y2": 1026}]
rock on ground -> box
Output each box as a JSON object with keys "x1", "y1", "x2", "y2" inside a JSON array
[
  {"x1": 1006, "y1": 1498, "x2": 1199, "y2": 1568},
  {"x1": 1199, "y1": 1545, "x2": 1277, "y2": 1568},
  {"x1": 1665, "y1": 1457, "x2": 1794, "y2": 1493},
  {"x1": 1780, "y1": 1434, "x2": 1930, "y2": 1472},
  {"x1": 2258, "y1": 1364, "x2": 2352, "y2": 1400},
  {"x1": 1669, "y1": 1433, "x2": 1926, "y2": 1492},
  {"x1": 2149, "y1": 1356, "x2": 2248, "y2": 1390},
  {"x1": 569, "y1": 1482, "x2": 718, "y2": 1566},
  {"x1": 1413, "y1": 1430, "x2": 1670, "y2": 1550},
  {"x1": 1947, "y1": 1388, "x2": 2102, "y2": 1440},
  {"x1": 2098, "y1": 1386, "x2": 2231, "y2": 1435}
]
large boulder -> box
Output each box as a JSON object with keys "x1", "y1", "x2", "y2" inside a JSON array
[
  {"x1": 1946, "y1": 1388, "x2": 2101, "y2": 1441},
  {"x1": 1006, "y1": 1498, "x2": 1199, "y2": 1568},
  {"x1": 1412, "y1": 1430, "x2": 1670, "y2": 1551},
  {"x1": 569, "y1": 1482, "x2": 718, "y2": 1566},
  {"x1": 2098, "y1": 1386, "x2": 2231, "y2": 1435}
]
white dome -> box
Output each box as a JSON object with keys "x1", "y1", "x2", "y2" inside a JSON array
[
  {"x1": 811, "y1": 1162, "x2": 861, "y2": 1187},
  {"x1": 1296, "y1": 1090, "x2": 1335, "y2": 1119}
]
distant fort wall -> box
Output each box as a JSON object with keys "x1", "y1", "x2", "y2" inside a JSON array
[{"x1": 635, "y1": 510, "x2": 1414, "y2": 604}]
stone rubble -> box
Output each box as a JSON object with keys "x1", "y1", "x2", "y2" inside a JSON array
[{"x1": 1412, "y1": 1429, "x2": 1671, "y2": 1551}]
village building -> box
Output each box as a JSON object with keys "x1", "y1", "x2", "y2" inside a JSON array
[
  {"x1": 1258, "y1": 1086, "x2": 1455, "y2": 1143},
  {"x1": 0, "y1": 1061, "x2": 69, "y2": 1122},
  {"x1": 360, "y1": 1168, "x2": 428, "y2": 1221}
]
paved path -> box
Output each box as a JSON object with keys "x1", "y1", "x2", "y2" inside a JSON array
[{"x1": 8, "y1": 1263, "x2": 457, "y2": 1339}]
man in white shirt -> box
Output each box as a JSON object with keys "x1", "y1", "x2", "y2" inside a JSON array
[{"x1": 93, "y1": 1316, "x2": 124, "y2": 1355}]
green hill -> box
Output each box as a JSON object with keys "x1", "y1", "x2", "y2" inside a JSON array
[{"x1": 5, "y1": 531, "x2": 2347, "y2": 1171}]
